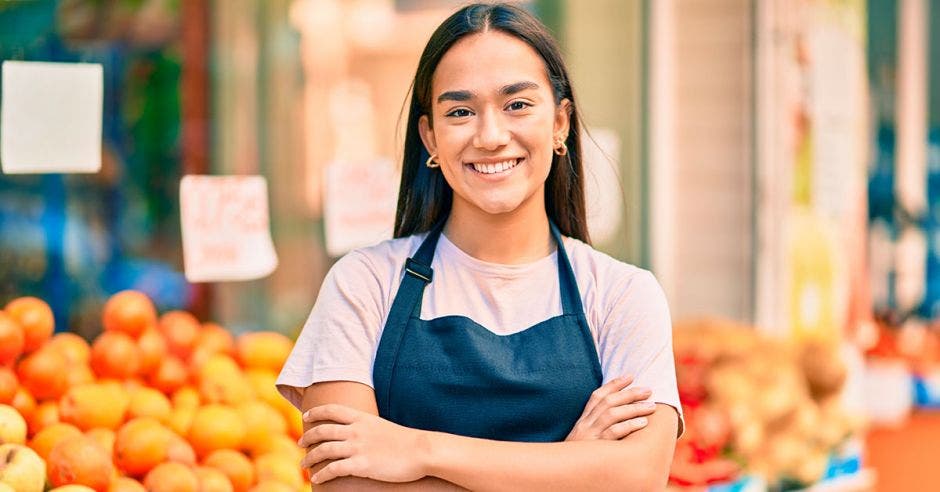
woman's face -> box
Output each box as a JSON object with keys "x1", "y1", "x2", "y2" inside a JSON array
[{"x1": 419, "y1": 30, "x2": 570, "y2": 218}]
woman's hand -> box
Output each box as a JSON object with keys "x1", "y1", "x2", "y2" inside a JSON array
[
  {"x1": 565, "y1": 376, "x2": 656, "y2": 441},
  {"x1": 299, "y1": 404, "x2": 431, "y2": 485}
]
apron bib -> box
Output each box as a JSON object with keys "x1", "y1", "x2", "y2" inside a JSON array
[{"x1": 372, "y1": 220, "x2": 603, "y2": 442}]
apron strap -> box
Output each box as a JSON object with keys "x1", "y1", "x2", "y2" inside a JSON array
[
  {"x1": 373, "y1": 220, "x2": 444, "y2": 415},
  {"x1": 550, "y1": 221, "x2": 585, "y2": 316}
]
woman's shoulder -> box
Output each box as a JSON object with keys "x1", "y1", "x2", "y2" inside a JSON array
[
  {"x1": 329, "y1": 233, "x2": 429, "y2": 280},
  {"x1": 561, "y1": 236, "x2": 655, "y2": 287}
]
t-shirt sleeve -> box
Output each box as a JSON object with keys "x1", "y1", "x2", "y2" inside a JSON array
[
  {"x1": 598, "y1": 269, "x2": 685, "y2": 437},
  {"x1": 275, "y1": 251, "x2": 385, "y2": 410}
]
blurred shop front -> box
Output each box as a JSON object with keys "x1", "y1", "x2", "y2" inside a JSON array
[{"x1": 1, "y1": 0, "x2": 938, "y2": 491}]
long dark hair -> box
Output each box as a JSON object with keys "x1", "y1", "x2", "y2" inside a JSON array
[{"x1": 393, "y1": 2, "x2": 590, "y2": 244}]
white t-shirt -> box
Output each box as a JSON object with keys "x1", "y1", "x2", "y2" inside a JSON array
[{"x1": 276, "y1": 231, "x2": 684, "y2": 435}]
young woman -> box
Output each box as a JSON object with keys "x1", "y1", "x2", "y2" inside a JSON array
[{"x1": 277, "y1": 3, "x2": 683, "y2": 490}]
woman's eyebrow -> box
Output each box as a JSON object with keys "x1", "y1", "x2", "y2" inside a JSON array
[{"x1": 436, "y1": 81, "x2": 539, "y2": 104}]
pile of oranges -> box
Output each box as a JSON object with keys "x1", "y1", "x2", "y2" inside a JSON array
[{"x1": 0, "y1": 292, "x2": 306, "y2": 492}]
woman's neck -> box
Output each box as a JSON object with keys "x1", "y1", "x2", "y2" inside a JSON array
[{"x1": 443, "y1": 199, "x2": 554, "y2": 265}]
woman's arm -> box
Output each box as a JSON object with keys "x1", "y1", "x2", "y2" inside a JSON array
[
  {"x1": 301, "y1": 381, "x2": 467, "y2": 491},
  {"x1": 305, "y1": 402, "x2": 677, "y2": 492}
]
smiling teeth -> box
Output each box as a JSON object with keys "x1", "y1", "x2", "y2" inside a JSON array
[{"x1": 471, "y1": 159, "x2": 519, "y2": 174}]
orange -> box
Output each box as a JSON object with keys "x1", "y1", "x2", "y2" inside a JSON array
[
  {"x1": 113, "y1": 417, "x2": 172, "y2": 477},
  {"x1": 0, "y1": 367, "x2": 17, "y2": 404},
  {"x1": 188, "y1": 404, "x2": 246, "y2": 458},
  {"x1": 0, "y1": 311, "x2": 25, "y2": 366},
  {"x1": 126, "y1": 387, "x2": 172, "y2": 424},
  {"x1": 17, "y1": 347, "x2": 69, "y2": 401},
  {"x1": 11, "y1": 386, "x2": 36, "y2": 424},
  {"x1": 48, "y1": 435, "x2": 114, "y2": 491},
  {"x1": 235, "y1": 332, "x2": 292, "y2": 373},
  {"x1": 254, "y1": 435, "x2": 304, "y2": 461},
  {"x1": 236, "y1": 401, "x2": 288, "y2": 457},
  {"x1": 102, "y1": 290, "x2": 157, "y2": 338},
  {"x1": 65, "y1": 364, "x2": 96, "y2": 388},
  {"x1": 244, "y1": 370, "x2": 280, "y2": 408},
  {"x1": 47, "y1": 333, "x2": 91, "y2": 365},
  {"x1": 107, "y1": 477, "x2": 146, "y2": 492},
  {"x1": 136, "y1": 328, "x2": 167, "y2": 376},
  {"x1": 167, "y1": 433, "x2": 197, "y2": 466},
  {"x1": 196, "y1": 354, "x2": 251, "y2": 405},
  {"x1": 253, "y1": 453, "x2": 304, "y2": 490},
  {"x1": 167, "y1": 406, "x2": 196, "y2": 437},
  {"x1": 85, "y1": 427, "x2": 116, "y2": 456},
  {"x1": 148, "y1": 357, "x2": 188, "y2": 395},
  {"x1": 194, "y1": 465, "x2": 235, "y2": 492},
  {"x1": 28, "y1": 422, "x2": 83, "y2": 461},
  {"x1": 247, "y1": 481, "x2": 294, "y2": 492},
  {"x1": 5, "y1": 297, "x2": 54, "y2": 354},
  {"x1": 26, "y1": 400, "x2": 60, "y2": 435},
  {"x1": 59, "y1": 382, "x2": 129, "y2": 431},
  {"x1": 203, "y1": 449, "x2": 256, "y2": 492},
  {"x1": 143, "y1": 462, "x2": 198, "y2": 492},
  {"x1": 172, "y1": 386, "x2": 201, "y2": 410},
  {"x1": 159, "y1": 311, "x2": 200, "y2": 360},
  {"x1": 200, "y1": 323, "x2": 236, "y2": 354},
  {"x1": 90, "y1": 331, "x2": 141, "y2": 380}
]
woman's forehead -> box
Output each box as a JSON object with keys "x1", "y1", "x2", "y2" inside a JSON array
[{"x1": 431, "y1": 31, "x2": 551, "y2": 99}]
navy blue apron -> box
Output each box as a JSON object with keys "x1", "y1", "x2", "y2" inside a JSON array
[{"x1": 372, "y1": 220, "x2": 603, "y2": 442}]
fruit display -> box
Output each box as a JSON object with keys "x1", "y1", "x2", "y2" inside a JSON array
[
  {"x1": 0, "y1": 293, "x2": 305, "y2": 492},
  {"x1": 669, "y1": 319, "x2": 863, "y2": 490}
]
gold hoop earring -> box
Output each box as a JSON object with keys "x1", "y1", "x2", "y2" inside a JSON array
[
  {"x1": 426, "y1": 154, "x2": 440, "y2": 168},
  {"x1": 553, "y1": 140, "x2": 568, "y2": 156}
]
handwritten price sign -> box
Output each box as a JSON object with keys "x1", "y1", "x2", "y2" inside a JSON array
[
  {"x1": 180, "y1": 175, "x2": 278, "y2": 282},
  {"x1": 324, "y1": 158, "x2": 398, "y2": 257}
]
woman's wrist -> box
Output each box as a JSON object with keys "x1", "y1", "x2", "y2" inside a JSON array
[{"x1": 416, "y1": 429, "x2": 447, "y2": 479}]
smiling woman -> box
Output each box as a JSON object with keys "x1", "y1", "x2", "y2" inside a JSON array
[{"x1": 276, "y1": 3, "x2": 683, "y2": 491}]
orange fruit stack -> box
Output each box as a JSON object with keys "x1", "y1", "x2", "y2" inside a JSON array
[{"x1": 0, "y1": 292, "x2": 306, "y2": 492}]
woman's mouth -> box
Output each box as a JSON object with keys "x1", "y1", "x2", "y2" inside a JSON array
[{"x1": 465, "y1": 158, "x2": 523, "y2": 176}]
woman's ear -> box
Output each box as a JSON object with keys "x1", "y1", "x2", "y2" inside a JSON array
[
  {"x1": 554, "y1": 98, "x2": 572, "y2": 140},
  {"x1": 419, "y1": 115, "x2": 437, "y2": 156}
]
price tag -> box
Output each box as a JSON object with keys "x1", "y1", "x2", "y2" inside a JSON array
[
  {"x1": 180, "y1": 175, "x2": 278, "y2": 282},
  {"x1": 1, "y1": 61, "x2": 103, "y2": 174},
  {"x1": 324, "y1": 158, "x2": 398, "y2": 257}
]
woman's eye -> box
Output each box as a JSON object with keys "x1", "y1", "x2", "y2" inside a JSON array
[
  {"x1": 507, "y1": 101, "x2": 531, "y2": 111},
  {"x1": 446, "y1": 109, "x2": 472, "y2": 118}
]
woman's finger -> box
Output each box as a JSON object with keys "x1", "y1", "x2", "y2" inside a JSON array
[
  {"x1": 594, "y1": 401, "x2": 656, "y2": 431},
  {"x1": 304, "y1": 403, "x2": 360, "y2": 424},
  {"x1": 600, "y1": 416, "x2": 649, "y2": 440},
  {"x1": 312, "y1": 457, "x2": 363, "y2": 484},
  {"x1": 582, "y1": 384, "x2": 650, "y2": 426},
  {"x1": 298, "y1": 423, "x2": 349, "y2": 448},
  {"x1": 582, "y1": 376, "x2": 633, "y2": 418},
  {"x1": 301, "y1": 441, "x2": 354, "y2": 469}
]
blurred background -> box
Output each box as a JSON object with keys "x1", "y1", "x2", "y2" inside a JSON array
[{"x1": 0, "y1": 0, "x2": 938, "y2": 490}]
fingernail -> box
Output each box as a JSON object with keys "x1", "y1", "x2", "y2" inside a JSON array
[
  {"x1": 311, "y1": 474, "x2": 319, "y2": 483},
  {"x1": 634, "y1": 417, "x2": 648, "y2": 427},
  {"x1": 302, "y1": 410, "x2": 310, "y2": 421}
]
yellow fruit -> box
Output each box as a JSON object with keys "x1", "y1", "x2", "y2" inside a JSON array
[
  {"x1": 187, "y1": 405, "x2": 246, "y2": 458},
  {"x1": 252, "y1": 453, "x2": 303, "y2": 490},
  {"x1": 58, "y1": 383, "x2": 129, "y2": 431},
  {"x1": 236, "y1": 402, "x2": 287, "y2": 457},
  {"x1": 0, "y1": 404, "x2": 27, "y2": 445},
  {"x1": 126, "y1": 387, "x2": 172, "y2": 424},
  {"x1": 235, "y1": 333, "x2": 292, "y2": 372},
  {"x1": 0, "y1": 443, "x2": 46, "y2": 492},
  {"x1": 194, "y1": 465, "x2": 235, "y2": 492},
  {"x1": 28, "y1": 423, "x2": 82, "y2": 461},
  {"x1": 203, "y1": 449, "x2": 255, "y2": 492}
]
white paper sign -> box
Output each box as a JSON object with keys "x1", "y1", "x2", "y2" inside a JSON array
[
  {"x1": 1, "y1": 61, "x2": 103, "y2": 174},
  {"x1": 324, "y1": 158, "x2": 398, "y2": 257},
  {"x1": 180, "y1": 175, "x2": 278, "y2": 282}
]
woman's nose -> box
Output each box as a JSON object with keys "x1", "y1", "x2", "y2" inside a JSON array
[{"x1": 472, "y1": 109, "x2": 510, "y2": 150}]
